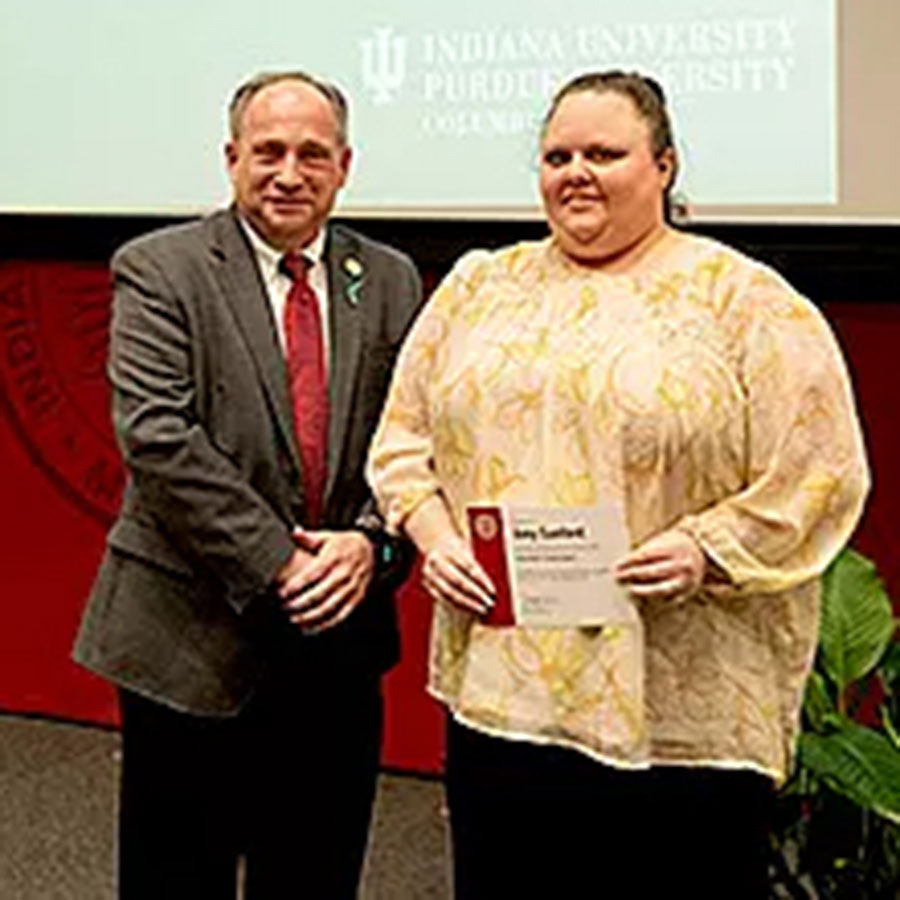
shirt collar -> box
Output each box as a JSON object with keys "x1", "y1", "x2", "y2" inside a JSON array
[{"x1": 238, "y1": 215, "x2": 327, "y2": 281}]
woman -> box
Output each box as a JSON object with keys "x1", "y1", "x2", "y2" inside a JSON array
[{"x1": 367, "y1": 71, "x2": 869, "y2": 898}]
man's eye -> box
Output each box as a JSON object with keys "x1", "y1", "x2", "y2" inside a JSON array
[
  {"x1": 254, "y1": 144, "x2": 283, "y2": 162},
  {"x1": 299, "y1": 145, "x2": 333, "y2": 164}
]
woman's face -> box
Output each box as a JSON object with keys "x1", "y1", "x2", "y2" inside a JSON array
[{"x1": 539, "y1": 90, "x2": 674, "y2": 263}]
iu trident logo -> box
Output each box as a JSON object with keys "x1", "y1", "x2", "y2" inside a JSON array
[{"x1": 360, "y1": 27, "x2": 407, "y2": 105}]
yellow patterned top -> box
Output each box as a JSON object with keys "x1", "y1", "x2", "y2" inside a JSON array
[{"x1": 367, "y1": 232, "x2": 869, "y2": 782}]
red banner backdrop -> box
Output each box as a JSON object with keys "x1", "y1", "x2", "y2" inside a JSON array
[{"x1": 0, "y1": 260, "x2": 896, "y2": 776}]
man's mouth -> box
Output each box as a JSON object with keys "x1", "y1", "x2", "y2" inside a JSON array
[{"x1": 268, "y1": 197, "x2": 311, "y2": 210}]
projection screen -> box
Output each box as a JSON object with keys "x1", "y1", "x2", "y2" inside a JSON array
[{"x1": 0, "y1": 0, "x2": 897, "y2": 222}]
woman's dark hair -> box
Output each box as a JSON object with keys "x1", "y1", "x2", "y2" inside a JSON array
[{"x1": 541, "y1": 71, "x2": 683, "y2": 223}]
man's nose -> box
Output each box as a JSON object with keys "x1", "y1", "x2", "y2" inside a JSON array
[{"x1": 274, "y1": 155, "x2": 304, "y2": 189}]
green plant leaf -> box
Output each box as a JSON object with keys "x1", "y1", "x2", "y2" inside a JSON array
[
  {"x1": 882, "y1": 706, "x2": 900, "y2": 752},
  {"x1": 820, "y1": 549, "x2": 895, "y2": 692},
  {"x1": 880, "y1": 641, "x2": 900, "y2": 692},
  {"x1": 803, "y1": 670, "x2": 835, "y2": 733},
  {"x1": 799, "y1": 718, "x2": 900, "y2": 824}
]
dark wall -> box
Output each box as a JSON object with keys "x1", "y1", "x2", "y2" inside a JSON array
[{"x1": 3, "y1": 214, "x2": 899, "y2": 303}]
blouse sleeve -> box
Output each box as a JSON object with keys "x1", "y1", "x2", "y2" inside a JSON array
[
  {"x1": 678, "y1": 267, "x2": 870, "y2": 595},
  {"x1": 366, "y1": 250, "x2": 489, "y2": 531}
]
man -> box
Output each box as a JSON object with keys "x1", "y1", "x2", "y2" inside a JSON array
[{"x1": 74, "y1": 71, "x2": 422, "y2": 898}]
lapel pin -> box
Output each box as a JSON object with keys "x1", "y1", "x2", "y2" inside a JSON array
[
  {"x1": 342, "y1": 255, "x2": 365, "y2": 306},
  {"x1": 343, "y1": 255, "x2": 364, "y2": 278}
]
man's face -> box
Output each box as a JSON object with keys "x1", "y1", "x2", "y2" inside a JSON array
[{"x1": 226, "y1": 79, "x2": 351, "y2": 250}]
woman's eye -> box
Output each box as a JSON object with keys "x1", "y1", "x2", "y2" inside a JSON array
[
  {"x1": 585, "y1": 146, "x2": 623, "y2": 163},
  {"x1": 543, "y1": 149, "x2": 570, "y2": 167}
]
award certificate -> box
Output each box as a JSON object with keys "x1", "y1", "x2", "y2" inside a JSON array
[{"x1": 468, "y1": 504, "x2": 637, "y2": 628}]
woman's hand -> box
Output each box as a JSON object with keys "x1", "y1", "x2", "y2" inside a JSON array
[
  {"x1": 422, "y1": 533, "x2": 496, "y2": 616},
  {"x1": 403, "y1": 494, "x2": 496, "y2": 616},
  {"x1": 615, "y1": 529, "x2": 706, "y2": 603}
]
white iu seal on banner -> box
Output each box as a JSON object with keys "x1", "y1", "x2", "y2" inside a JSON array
[{"x1": 360, "y1": 27, "x2": 407, "y2": 105}]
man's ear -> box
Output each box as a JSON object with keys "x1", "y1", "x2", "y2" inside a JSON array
[{"x1": 338, "y1": 145, "x2": 353, "y2": 186}]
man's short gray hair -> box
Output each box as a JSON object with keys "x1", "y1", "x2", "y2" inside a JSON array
[{"x1": 228, "y1": 71, "x2": 349, "y2": 145}]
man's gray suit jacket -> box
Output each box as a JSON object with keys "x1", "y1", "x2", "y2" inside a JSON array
[{"x1": 74, "y1": 209, "x2": 423, "y2": 715}]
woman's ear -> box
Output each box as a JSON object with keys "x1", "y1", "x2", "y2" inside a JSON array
[{"x1": 657, "y1": 147, "x2": 677, "y2": 192}]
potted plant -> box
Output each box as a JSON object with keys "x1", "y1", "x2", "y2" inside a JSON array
[{"x1": 770, "y1": 548, "x2": 900, "y2": 898}]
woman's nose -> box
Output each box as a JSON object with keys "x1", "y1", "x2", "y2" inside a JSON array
[{"x1": 565, "y1": 152, "x2": 591, "y2": 180}]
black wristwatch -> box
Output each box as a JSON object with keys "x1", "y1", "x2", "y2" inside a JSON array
[{"x1": 354, "y1": 513, "x2": 413, "y2": 588}]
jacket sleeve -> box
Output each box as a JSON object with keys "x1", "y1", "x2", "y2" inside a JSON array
[
  {"x1": 109, "y1": 241, "x2": 295, "y2": 614},
  {"x1": 355, "y1": 251, "x2": 424, "y2": 588},
  {"x1": 678, "y1": 267, "x2": 870, "y2": 596}
]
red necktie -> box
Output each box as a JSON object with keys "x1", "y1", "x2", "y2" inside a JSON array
[{"x1": 281, "y1": 252, "x2": 328, "y2": 526}]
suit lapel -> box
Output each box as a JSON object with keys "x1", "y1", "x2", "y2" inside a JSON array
[
  {"x1": 324, "y1": 226, "x2": 364, "y2": 505},
  {"x1": 207, "y1": 211, "x2": 305, "y2": 485}
]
